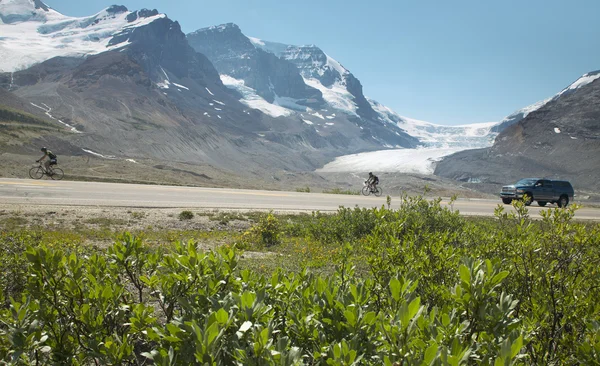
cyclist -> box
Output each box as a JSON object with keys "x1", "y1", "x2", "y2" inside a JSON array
[
  {"x1": 37, "y1": 147, "x2": 58, "y2": 172},
  {"x1": 366, "y1": 172, "x2": 379, "y2": 192}
]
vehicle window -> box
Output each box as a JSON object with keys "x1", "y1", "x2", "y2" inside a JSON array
[
  {"x1": 516, "y1": 178, "x2": 538, "y2": 186},
  {"x1": 542, "y1": 180, "x2": 552, "y2": 188}
]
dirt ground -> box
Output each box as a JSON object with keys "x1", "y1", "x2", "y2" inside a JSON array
[{"x1": 0, "y1": 203, "x2": 266, "y2": 249}]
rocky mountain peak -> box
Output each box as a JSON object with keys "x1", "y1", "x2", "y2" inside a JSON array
[
  {"x1": 281, "y1": 44, "x2": 348, "y2": 87},
  {"x1": 106, "y1": 5, "x2": 127, "y2": 14},
  {"x1": 126, "y1": 8, "x2": 159, "y2": 22},
  {"x1": 187, "y1": 24, "x2": 324, "y2": 108},
  {"x1": 187, "y1": 23, "x2": 254, "y2": 58}
]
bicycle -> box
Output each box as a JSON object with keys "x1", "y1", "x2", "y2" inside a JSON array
[
  {"x1": 29, "y1": 162, "x2": 64, "y2": 180},
  {"x1": 361, "y1": 181, "x2": 382, "y2": 197}
]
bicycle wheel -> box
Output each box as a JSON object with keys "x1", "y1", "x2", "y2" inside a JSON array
[
  {"x1": 374, "y1": 187, "x2": 383, "y2": 197},
  {"x1": 49, "y1": 168, "x2": 64, "y2": 180},
  {"x1": 29, "y1": 167, "x2": 44, "y2": 179},
  {"x1": 361, "y1": 186, "x2": 371, "y2": 196}
]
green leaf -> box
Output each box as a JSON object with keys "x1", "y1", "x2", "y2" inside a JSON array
[
  {"x1": 491, "y1": 271, "x2": 509, "y2": 286},
  {"x1": 511, "y1": 335, "x2": 523, "y2": 359},
  {"x1": 408, "y1": 297, "x2": 421, "y2": 319},
  {"x1": 344, "y1": 310, "x2": 356, "y2": 327},
  {"x1": 459, "y1": 265, "x2": 470, "y2": 285},
  {"x1": 241, "y1": 291, "x2": 255, "y2": 309},
  {"x1": 441, "y1": 313, "x2": 450, "y2": 327},
  {"x1": 390, "y1": 278, "x2": 401, "y2": 301},
  {"x1": 422, "y1": 343, "x2": 438, "y2": 366},
  {"x1": 206, "y1": 323, "x2": 219, "y2": 346},
  {"x1": 333, "y1": 343, "x2": 341, "y2": 359},
  {"x1": 215, "y1": 308, "x2": 228, "y2": 325},
  {"x1": 363, "y1": 311, "x2": 377, "y2": 325}
]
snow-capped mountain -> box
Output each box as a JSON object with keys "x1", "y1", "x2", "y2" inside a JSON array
[
  {"x1": 0, "y1": 0, "x2": 170, "y2": 73},
  {"x1": 2, "y1": 2, "x2": 425, "y2": 178},
  {"x1": 435, "y1": 69, "x2": 600, "y2": 193},
  {"x1": 252, "y1": 39, "x2": 378, "y2": 121},
  {"x1": 187, "y1": 23, "x2": 325, "y2": 111},
  {"x1": 493, "y1": 70, "x2": 600, "y2": 133},
  {"x1": 187, "y1": 23, "x2": 419, "y2": 148},
  {"x1": 192, "y1": 26, "x2": 503, "y2": 155}
]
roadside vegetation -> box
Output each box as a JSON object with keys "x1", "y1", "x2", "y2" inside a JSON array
[
  {"x1": 322, "y1": 187, "x2": 359, "y2": 195},
  {"x1": 0, "y1": 195, "x2": 599, "y2": 364}
]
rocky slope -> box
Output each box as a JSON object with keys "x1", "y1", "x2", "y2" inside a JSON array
[{"x1": 435, "y1": 71, "x2": 600, "y2": 194}]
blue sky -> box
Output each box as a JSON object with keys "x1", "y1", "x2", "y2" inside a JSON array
[{"x1": 50, "y1": 0, "x2": 599, "y2": 125}]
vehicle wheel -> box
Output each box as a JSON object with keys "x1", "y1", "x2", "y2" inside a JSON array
[
  {"x1": 538, "y1": 201, "x2": 547, "y2": 207},
  {"x1": 29, "y1": 167, "x2": 44, "y2": 179},
  {"x1": 50, "y1": 168, "x2": 64, "y2": 180},
  {"x1": 361, "y1": 186, "x2": 371, "y2": 196},
  {"x1": 374, "y1": 187, "x2": 383, "y2": 197},
  {"x1": 557, "y1": 195, "x2": 569, "y2": 208},
  {"x1": 523, "y1": 193, "x2": 533, "y2": 206},
  {"x1": 502, "y1": 198, "x2": 512, "y2": 204}
]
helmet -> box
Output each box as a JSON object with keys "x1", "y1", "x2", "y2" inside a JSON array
[
  {"x1": 369, "y1": 172, "x2": 373, "y2": 176},
  {"x1": 41, "y1": 147, "x2": 47, "y2": 152}
]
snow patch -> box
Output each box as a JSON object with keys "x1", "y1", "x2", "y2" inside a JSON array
[
  {"x1": 317, "y1": 147, "x2": 466, "y2": 174},
  {"x1": 325, "y1": 54, "x2": 349, "y2": 76},
  {"x1": 304, "y1": 77, "x2": 358, "y2": 115},
  {"x1": 557, "y1": 72, "x2": 600, "y2": 97},
  {"x1": 82, "y1": 148, "x2": 116, "y2": 159},
  {"x1": 172, "y1": 82, "x2": 189, "y2": 90},
  {"x1": 220, "y1": 74, "x2": 292, "y2": 117},
  {"x1": 248, "y1": 36, "x2": 265, "y2": 46},
  {"x1": 554, "y1": 127, "x2": 561, "y2": 133},
  {"x1": 205, "y1": 87, "x2": 214, "y2": 96},
  {"x1": 212, "y1": 100, "x2": 225, "y2": 105},
  {"x1": 311, "y1": 112, "x2": 325, "y2": 120},
  {"x1": 302, "y1": 119, "x2": 314, "y2": 125}
]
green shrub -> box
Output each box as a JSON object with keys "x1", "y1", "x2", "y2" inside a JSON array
[
  {"x1": 296, "y1": 186, "x2": 310, "y2": 193},
  {"x1": 178, "y1": 210, "x2": 194, "y2": 221},
  {"x1": 0, "y1": 232, "x2": 41, "y2": 303},
  {"x1": 240, "y1": 212, "x2": 281, "y2": 248},
  {"x1": 322, "y1": 187, "x2": 359, "y2": 195}
]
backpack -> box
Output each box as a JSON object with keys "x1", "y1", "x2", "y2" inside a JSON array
[{"x1": 48, "y1": 151, "x2": 57, "y2": 160}]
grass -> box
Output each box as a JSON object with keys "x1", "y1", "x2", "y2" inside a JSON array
[
  {"x1": 322, "y1": 187, "x2": 359, "y2": 195},
  {"x1": 83, "y1": 217, "x2": 129, "y2": 226}
]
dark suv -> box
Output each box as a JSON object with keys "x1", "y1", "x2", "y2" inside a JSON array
[{"x1": 500, "y1": 178, "x2": 574, "y2": 207}]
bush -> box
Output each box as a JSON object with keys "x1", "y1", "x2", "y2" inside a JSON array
[
  {"x1": 178, "y1": 210, "x2": 194, "y2": 221},
  {"x1": 296, "y1": 186, "x2": 310, "y2": 193},
  {"x1": 0, "y1": 232, "x2": 41, "y2": 303},
  {"x1": 239, "y1": 212, "x2": 281, "y2": 248}
]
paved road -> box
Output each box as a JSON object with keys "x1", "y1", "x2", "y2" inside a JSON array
[{"x1": 1, "y1": 178, "x2": 599, "y2": 220}]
